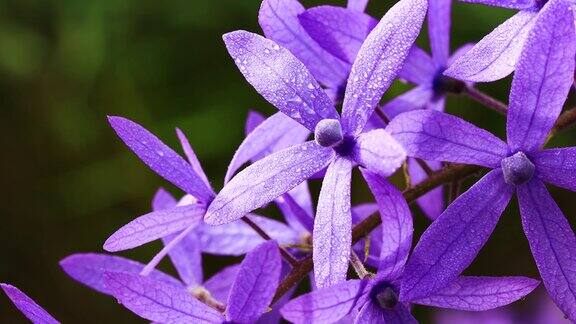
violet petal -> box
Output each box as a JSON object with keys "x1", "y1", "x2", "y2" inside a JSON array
[
  {"x1": 226, "y1": 112, "x2": 309, "y2": 183},
  {"x1": 205, "y1": 141, "x2": 334, "y2": 225},
  {"x1": 444, "y1": 11, "x2": 537, "y2": 82},
  {"x1": 1, "y1": 284, "x2": 59, "y2": 324},
  {"x1": 518, "y1": 178, "x2": 576, "y2": 320},
  {"x1": 533, "y1": 147, "x2": 576, "y2": 192},
  {"x1": 103, "y1": 203, "x2": 206, "y2": 252},
  {"x1": 104, "y1": 272, "x2": 223, "y2": 323},
  {"x1": 400, "y1": 170, "x2": 513, "y2": 301},
  {"x1": 59, "y1": 253, "x2": 182, "y2": 295},
  {"x1": 313, "y1": 157, "x2": 354, "y2": 288},
  {"x1": 506, "y1": 0, "x2": 576, "y2": 152},
  {"x1": 387, "y1": 110, "x2": 508, "y2": 168},
  {"x1": 341, "y1": 0, "x2": 428, "y2": 135},
  {"x1": 361, "y1": 170, "x2": 413, "y2": 281},
  {"x1": 226, "y1": 241, "x2": 282, "y2": 323},
  {"x1": 107, "y1": 116, "x2": 214, "y2": 202},
  {"x1": 298, "y1": 6, "x2": 377, "y2": 64},
  {"x1": 413, "y1": 276, "x2": 539, "y2": 310},
  {"x1": 280, "y1": 279, "x2": 369, "y2": 324},
  {"x1": 428, "y1": 0, "x2": 451, "y2": 65},
  {"x1": 352, "y1": 128, "x2": 406, "y2": 177},
  {"x1": 259, "y1": 0, "x2": 349, "y2": 88}
]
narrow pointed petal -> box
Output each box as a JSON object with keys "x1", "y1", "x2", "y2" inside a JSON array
[
  {"x1": 226, "y1": 241, "x2": 282, "y2": 323},
  {"x1": 461, "y1": 0, "x2": 536, "y2": 9},
  {"x1": 281, "y1": 279, "x2": 369, "y2": 324},
  {"x1": 226, "y1": 112, "x2": 309, "y2": 183},
  {"x1": 355, "y1": 302, "x2": 417, "y2": 324},
  {"x1": 400, "y1": 170, "x2": 513, "y2": 301},
  {"x1": 387, "y1": 110, "x2": 508, "y2": 168},
  {"x1": 507, "y1": 0, "x2": 576, "y2": 152},
  {"x1": 103, "y1": 203, "x2": 206, "y2": 252},
  {"x1": 313, "y1": 157, "x2": 354, "y2": 288},
  {"x1": 341, "y1": 0, "x2": 428, "y2": 135},
  {"x1": 447, "y1": 43, "x2": 475, "y2": 66},
  {"x1": 107, "y1": 116, "x2": 213, "y2": 202},
  {"x1": 347, "y1": 0, "x2": 370, "y2": 11},
  {"x1": 518, "y1": 179, "x2": 576, "y2": 320},
  {"x1": 444, "y1": 11, "x2": 537, "y2": 82},
  {"x1": 245, "y1": 110, "x2": 266, "y2": 134},
  {"x1": 399, "y1": 46, "x2": 436, "y2": 85},
  {"x1": 205, "y1": 141, "x2": 334, "y2": 226},
  {"x1": 151, "y1": 189, "x2": 203, "y2": 286},
  {"x1": 258, "y1": 0, "x2": 349, "y2": 88},
  {"x1": 362, "y1": 170, "x2": 413, "y2": 280},
  {"x1": 197, "y1": 215, "x2": 299, "y2": 256},
  {"x1": 277, "y1": 192, "x2": 314, "y2": 233},
  {"x1": 162, "y1": 232, "x2": 203, "y2": 287},
  {"x1": 298, "y1": 6, "x2": 377, "y2": 64},
  {"x1": 151, "y1": 188, "x2": 177, "y2": 210},
  {"x1": 380, "y1": 86, "x2": 435, "y2": 119},
  {"x1": 224, "y1": 31, "x2": 338, "y2": 131},
  {"x1": 428, "y1": 0, "x2": 451, "y2": 65},
  {"x1": 175, "y1": 128, "x2": 211, "y2": 189},
  {"x1": 104, "y1": 272, "x2": 224, "y2": 323},
  {"x1": 203, "y1": 265, "x2": 240, "y2": 303},
  {"x1": 533, "y1": 148, "x2": 576, "y2": 192},
  {"x1": 353, "y1": 129, "x2": 406, "y2": 177},
  {"x1": 59, "y1": 253, "x2": 181, "y2": 295},
  {"x1": 1, "y1": 284, "x2": 59, "y2": 324},
  {"x1": 413, "y1": 276, "x2": 539, "y2": 310},
  {"x1": 408, "y1": 159, "x2": 444, "y2": 220}
]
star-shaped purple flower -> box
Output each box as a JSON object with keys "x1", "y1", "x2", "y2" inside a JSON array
[
  {"x1": 387, "y1": 0, "x2": 576, "y2": 318},
  {"x1": 280, "y1": 171, "x2": 539, "y2": 324},
  {"x1": 205, "y1": 0, "x2": 429, "y2": 288},
  {"x1": 445, "y1": 0, "x2": 575, "y2": 82}
]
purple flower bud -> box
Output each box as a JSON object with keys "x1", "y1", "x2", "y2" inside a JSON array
[
  {"x1": 314, "y1": 119, "x2": 343, "y2": 147},
  {"x1": 501, "y1": 151, "x2": 535, "y2": 186}
]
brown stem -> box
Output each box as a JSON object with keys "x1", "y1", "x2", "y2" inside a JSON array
[
  {"x1": 448, "y1": 179, "x2": 463, "y2": 204},
  {"x1": 271, "y1": 106, "x2": 576, "y2": 304},
  {"x1": 415, "y1": 158, "x2": 434, "y2": 177},
  {"x1": 462, "y1": 86, "x2": 508, "y2": 115},
  {"x1": 242, "y1": 216, "x2": 299, "y2": 267}
]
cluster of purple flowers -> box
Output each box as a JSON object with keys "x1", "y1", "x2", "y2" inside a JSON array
[{"x1": 3, "y1": 0, "x2": 576, "y2": 322}]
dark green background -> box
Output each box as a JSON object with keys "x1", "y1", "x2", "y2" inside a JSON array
[{"x1": 0, "y1": 0, "x2": 573, "y2": 322}]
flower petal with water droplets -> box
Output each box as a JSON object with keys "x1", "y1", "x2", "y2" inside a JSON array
[
  {"x1": 506, "y1": 0, "x2": 576, "y2": 152},
  {"x1": 387, "y1": 110, "x2": 508, "y2": 168},
  {"x1": 205, "y1": 141, "x2": 335, "y2": 225},
  {"x1": 461, "y1": 0, "x2": 536, "y2": 9},
  {"x1": 444, "y1": 11, "x2": 537, "y2": 82},
  {"x1": 428, "y1": 0, "x2": 451, "y2": 65},
  {"x1": 313, "y1": 157, "x2": 354, "y2": 288},
  {"x1": 341, "y1": 0, "x2": 428, "y2": 135},
  {"x1": 352, "y1": 129, "x2": 406, "y2": 177},
  {"x1": 533, "y1": 147, "x2": 576, "y2": 192}
]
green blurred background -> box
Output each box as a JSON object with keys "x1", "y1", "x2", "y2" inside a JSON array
[{"x1": 0, "y1": 0, "x2": 574, "y2": 322}]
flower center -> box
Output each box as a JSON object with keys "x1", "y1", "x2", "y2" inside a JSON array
[
  {"x1": 314, "y1": 119, "x2": 343, "y2": 147},
  {"x1": 432, "y1": 71, "x2": 465, "y2": 95},
  {"x1": 370, "y1": 281, "x2": 399, "y2": 310},
  {"x1": 501, "y1": 151, "x2": 535, "y2": 186}
]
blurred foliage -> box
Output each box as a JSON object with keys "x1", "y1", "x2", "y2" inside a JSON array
[{"x1": 0, "y1": 0, "x2": 573, "y2": 322}]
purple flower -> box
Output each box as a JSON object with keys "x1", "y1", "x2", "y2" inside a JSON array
[
  {"x1": 205, "y1": 0, "x2": 428, "y2": 288},
  {"x1": 1, "y1": 283, "x2": 59, "y2": 324},
  {"x1": 387, "y1": 0, "x2": 576, "y2": 318},
  {"x1": 280, "y1": 171, "x2": 539, "y2": 323},
  {"x1": 445, "y1": 0, "x2": 573, "y2": 82},
  {"x1": 61, "y1": 241, "x2": 281, "y2": 323}
]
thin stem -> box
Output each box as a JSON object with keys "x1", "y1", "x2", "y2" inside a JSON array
[
  {"x1": 242, "y1": 216, "x2": 299, "y2": 267},
  {"x1": 462, "y1": 86, "x2": 508, "y2": 115},
  {"x1": 375, "y1": 107, "x2": 391, "y2": 124},
  {"x1": 271, "y1": 105, "x2": 576, "y2": 305},
  {"x1": 350, "y1": 250, "x2": 371, "y2": 279},
  {"x1": 415, "y1": 158, "x2": 434, "y2": 177},
  {"x1": 448, "y1": 179, "x2": 462, "y2": 204}
]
